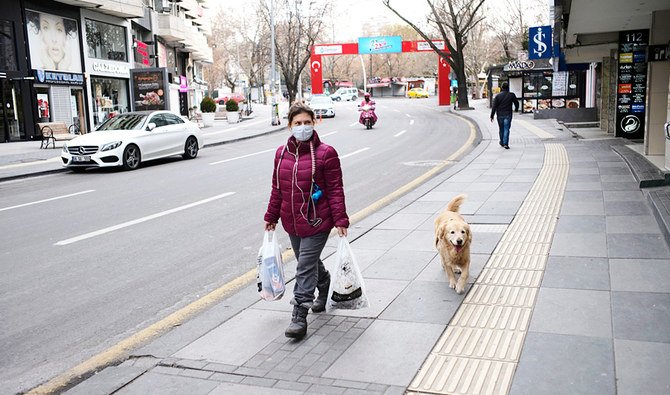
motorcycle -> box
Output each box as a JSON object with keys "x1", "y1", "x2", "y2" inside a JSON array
[{"x1": 358, "y1": 103, "x2": 377, "y2": 130}]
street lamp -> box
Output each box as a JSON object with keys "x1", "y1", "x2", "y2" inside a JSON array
[{"x1": 270, "y1": 0, "x2": 280, "y2": 125}]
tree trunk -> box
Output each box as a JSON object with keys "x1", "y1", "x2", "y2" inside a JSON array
[{"x1": 453, "y1": 52, "x2": 470, "y2": 109}]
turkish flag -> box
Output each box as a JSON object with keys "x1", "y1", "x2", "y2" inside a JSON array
[{"x1": 310, "y1": 54, "x2": 323, "y2": 95}]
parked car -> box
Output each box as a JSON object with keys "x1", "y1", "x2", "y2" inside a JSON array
[
  {"x1": 330, "y1": 87, "x2": 359, "y2": 102},
  {"x1": 408, "y1": 87, "x2": 430, "y2": 98},
  {"x1": 308, "y1": 95, "x2": 335, "y2": 118},
  {"x1": 61, "y1": 111, "x2": 203, "y2": 171}
]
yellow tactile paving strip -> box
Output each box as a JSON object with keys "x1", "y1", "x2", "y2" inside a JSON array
[{"x1": 409, "y1": 143, "x2": 569, "y2": 395}]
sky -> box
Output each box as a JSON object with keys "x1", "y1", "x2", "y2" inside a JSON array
[{"x1": 212, "y1": 0, "x2": 550, "y2": 42}]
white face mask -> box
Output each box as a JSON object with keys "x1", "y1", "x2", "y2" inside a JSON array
[{"x1": 291, "y1": 125, "x2": 313, "y2": 141}]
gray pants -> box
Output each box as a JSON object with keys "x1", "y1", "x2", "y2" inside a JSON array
[{"x1": 289, "y1": 232, "x2": 330, "y2": 306}]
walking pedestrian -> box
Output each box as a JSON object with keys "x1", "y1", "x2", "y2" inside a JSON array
[
  {"x1": 264, "y1": 101, "x2": 349, "y2": 339},
  {"x1": 490, "y1": 82, "x2": 519, "y2": 149}
]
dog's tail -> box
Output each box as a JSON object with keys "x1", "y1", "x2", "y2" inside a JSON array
[{"x1": 447, "y1": 194, "x2": 467, "y2": 213}]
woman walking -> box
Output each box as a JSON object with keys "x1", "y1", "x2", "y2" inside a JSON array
[{"x1": 264, "y1": 101, "x2": 349, "y2": 339}]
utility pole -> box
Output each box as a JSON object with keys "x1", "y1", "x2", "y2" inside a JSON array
[{"x1": 270, "y1": 0, "x2": 279, "y2": 125}]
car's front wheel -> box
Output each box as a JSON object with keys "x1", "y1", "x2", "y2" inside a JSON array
[
  {"x1": 183, "y1": 136, "x2": 199, "y2": 159},
  {"x1": 122, "y1": 144, "x2": 141, "y2": 170}
]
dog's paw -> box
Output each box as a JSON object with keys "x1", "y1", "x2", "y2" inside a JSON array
[
  {"x1": 449, "y1": 281, "x2": 457, "y2": 289},
  {"x1": 455, "y1": 283, "x2": 465, "y2": 294}
]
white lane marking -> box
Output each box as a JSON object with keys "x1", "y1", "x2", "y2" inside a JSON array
[
  {"x1": 202, "y1": 118, "x2": 267, "y2": 137},
  {"x1": 349, "y1": 122, "x2": 358, "y2": 127},
  {"x1": 410, "y1": 119, "x2": 415, "y2": 125},
  {"x1": 54, "y1": 192, "x2": 236, "y2": 246},
  {"x1": 340, "y1": 147, "x2": 370, "y2": 159},
  {"x1": 321, "y1": 131, "x2": 338, "y2": 137},
  {"x1": 405, "y1": 114, "x2": 412, "y2": 118},
  {"x1": 0, "y1": 190, "x2": 95, "y2": 213},
  {"x1": 394, "y1": 109, "x2": 401, "y2": 113},
  {"x1": 394, "y1": 130, "x2": 407, "y2": 137},
  {"x1": 209, "y1": 148, "x2": 276, "y2": 165}
]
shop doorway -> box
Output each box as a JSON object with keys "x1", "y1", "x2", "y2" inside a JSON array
[
  {"x1": 70, "y1": 88, "x2": 87, "y2": 133},
  {"x1": 0, "y1": 79, "x2": 24, "y2": 142}
]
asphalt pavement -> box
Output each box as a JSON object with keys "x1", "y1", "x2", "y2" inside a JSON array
[{"x1": 4, "y1": 99, "x2": 670, "y2": 395}]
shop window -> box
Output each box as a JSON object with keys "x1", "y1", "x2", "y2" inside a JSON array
[
  {"x1": 36, "y1": 87, "x2": 51, "y2": 122},
  {"x1": 91, "y1": 77, "x2": 129, "y2": 126},
  {"x1": 85, "y1": 19, "x2": 128, "y2": 62},
  {"x1": 0, "y1": 20, "x2": 17, "y2": 70}
]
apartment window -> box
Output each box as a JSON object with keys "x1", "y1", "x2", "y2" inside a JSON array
[
  {"x1": 85, "y1": 19, "x2": 127, "y2": 61},
  {"x1": 0, "y1": 20, "x2": 18, "y2": 70}
]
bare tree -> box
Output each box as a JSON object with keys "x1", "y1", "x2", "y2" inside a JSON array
[
  {"x1": 260, "y1": 0, "x2": 331, "y2": 104},
  {"x1": 208, "y1": 9, "x2": 240, "y2": 95},
  {"x1": 383, "y1": 0, "x2": 486, "y2": 109},
  {"x1": 236, "y1": 6, "x2": 271, "y2": 103},
  {"x1": 463, "y1": 22, "x2": 499, "y2": 98},
  {"x1": 489, "y1": 0, "x2": 547, "y2": 62}
]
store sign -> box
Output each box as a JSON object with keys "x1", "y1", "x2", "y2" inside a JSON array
[
  {"x1": 358, "y1": 36, "x2": 402, "y2": 54},
  {"x1": 503, "y1": 60, "x2": 536, "y2": 71},
  {"x1": 417, "y1": 40, "x2": 445, "y2": 51},
  {"x1": 134, "y1": 39, "x2": 151, "y2": 66},
  {"x1": 130, "y1": 67, "x2": 169, "y2": 111},
  {"x1": 92, "y1": 62, "x2": 129, "y2": 76},
  {"x1": 528, "y1": 26, "x2": 552, "y2": 60},
  {"x1": 314, "y1": 45, "x2": 342, "y2": 55},
  {"x1": 649, "y1": 44, "x2": 669, "y2": 61},
  {"x1": 179, "y1": 75, "x2": 188, "y2": 93},
  {"x1": 34, "y1": 69, "x2": 84, "y2": 85},
  {"x1": 616, "y1": 29, "x2": 648, "y2": 139}
]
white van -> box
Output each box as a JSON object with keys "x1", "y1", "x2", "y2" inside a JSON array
[{"x1": 330, "y1": 88, "x2": 358, "y2": 102}]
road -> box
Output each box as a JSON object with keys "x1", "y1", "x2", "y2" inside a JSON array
[{"x1": 0, "y1": 97, "x2": 474, "y2": 393}]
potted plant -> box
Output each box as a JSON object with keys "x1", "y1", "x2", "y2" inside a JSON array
[
  {"x1": 226, "y1": 98, "x2": 240, "y2": 124},
  {"x1": 200, "y1": 96, "x2": 217, "y2": 127}
]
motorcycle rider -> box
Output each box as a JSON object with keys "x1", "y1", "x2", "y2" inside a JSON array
[{"x1": 358, "y1": 92, "x2": 377, "y2": 127}]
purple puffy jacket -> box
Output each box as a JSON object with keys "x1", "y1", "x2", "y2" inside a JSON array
[{"x1": 264, "y1": 131, "x2": 349, "y2": 237}]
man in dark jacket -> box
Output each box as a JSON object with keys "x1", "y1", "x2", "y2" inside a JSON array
[{"x1": 490, "y1": 82, "x2": 519, "y2": 149}]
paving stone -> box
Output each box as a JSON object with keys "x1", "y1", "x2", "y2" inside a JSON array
[
  {"x1": 383, "y1": 385, "x2": 408, "y2": 395},
  {"x1": 294, "y1": 353, "x2": 320, "y2": 369},
  {"x1": 203, "y1": 363, "x2": 237, "y2": 374},
  {"x1": 304, "y1": 361, "x2": 332, "y2": 377},
  {"x1": 555, "y1": 215, "x2": 606, "y2": 233},
  {"x1": 542, "y1": 256, "x2": 610, "y2": 290},
  {"x1": 332, "y1": 379, "x2": 370, "y2": 389},
  {"x1": 244, "y1": 354, "x2": 269, "y2": 368},
  {"x1": 233, "y1": 366, "x2": 270, "y2": 377},
  {"x1": 366, "y1": 383, "x2": 389, "y2": 392},
  {"x1": 604, "y1": 200, "x2": 651, "y2": 215},
  {"x1": 476, "y1": 200, "x2": 524, "y2": 215},
  {"x1": 469, "y1": 232, "x2": 504, "y2": 254},
  {"x1": 614, "y1": 339, "x2": 670, "y2": 395},
  {"x1": 354, "y1": 318, "x2": 374, "y2": 329},
  {"x1": 159, "y1": 357, "x2": 179, "y2": 366},
  {"x1": 569, "y1": 174, "x2": 603, "y2": 183},
  {"x1": 318, "y1": 349, "x2": 346, "y2": 364},
  {"x1": 496, "y1": 182, "x2": 533, "y2": 192},
  {"x1": 529, "y1": 288, "x2": 612, "y2": 338},
  {"x1": 561, "y1": 191, "x2": 603, "y2": 201},
  {"x1": 376, "y1": 213, "x2": 434, "y2": 230},
  {"x1": 274, "y1": 357, "x2": 300, "y2": 372},
  {"x1": 274, "y1": 379, "x2": 312, "y2": 392},
  {"x1": 308, "y1": 384, "x2": 346, "y2": 394},
  {"x1": 602, "y1": 181, "x2": 640, "y2": 190},
  {"x1": 265, "y1": 370, "x2": 302, "y2": 382},
  {"x1": 326, "y1": 279, "x2": 409, "y2": 319},
  {"x1": 346, "y1": 229, "x2": 412, "y2": 250},
  {"x1": 130, "y1": 357, "x2": 160, "y2": 369},
  {"x1": 391, "y1": 230, "x2": 436, "y2": 252},
  {"x1": 176, "y1": 359, "x2": 208, "y2": 370},
  {"x1": 323, "y1": 320, "x2": 443, "y2": 386},
  {"x1": 114, "y1": 371, "x2": 218, "y2": 395},
  {"x1": 343, "y1": 389, "x2": 376, "y2": 395},
  {"x1": 363, "y1": 250, "x2": 434, "y2": 281},
  {"x1": 607, "y1": 234, "x2": 670, "y2": 258},
  {"x1": 64, "y1": 366, "x2": 146, "y2": 395},
  {"x1": 299, "y1": 375, "x2": 335, "y2": 385},
  {"x1": 399, "y1": 201, "x2": 447, "y2": 214},
  {"x1": 210, "y1": 382, "x2": 302, "y2": 394},
  {"x1": 603, "y1": 190, "x2": 645, "y2": 201},
  {"x1": 151, "y1": 365, "x2": 183, "y2": 376},
  {"x1": 462, "y1": 214, "x2": 515, "y2": 224},
  {"x1": 612, "y1": 291, "x2": 670, "y2": 343},
  {"x1": 510, "y1": 332, "x2": 615, "y2": 395},
  {"x1": 609, "y1": 259, "x2": 670, "y2": 292},
  {"x1": 566, "y1": 181, "x2": 602, "y2": 191},
  {"x1": 606, "y1": 215, "x2": 662, "y2": 233},
  {"x1": 379, "y1": 280, "x2": 463, "y2": 324},
  {"x1": 240, "y1": 376, "x2": 277, "y2": 388},
  {"x1": 178, "y1": 369, "x2": 213, "y2": 380},
  {"x1": 550, "y1": 233, "x2": 608, "y2": 257},
  {"x1": 341, "y1": 327, "x2": 365, "y2": 339}
]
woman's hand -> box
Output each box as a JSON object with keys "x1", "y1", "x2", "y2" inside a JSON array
[
  {"x1": 336, "y1": 226, "x2": 347, "y2": 237},
  {"x1": 265, "y1": 222, "x2": 276, "y2": 231}
]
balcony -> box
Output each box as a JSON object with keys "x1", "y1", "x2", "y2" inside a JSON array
[
  {"x1": 56, "y1": 0, "x2": 145, "y2": 18},
  {"x1": 155, "y1": 13, "x2": 189, "y2": 43}
]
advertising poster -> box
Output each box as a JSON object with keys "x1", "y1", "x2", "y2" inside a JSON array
[
  {"x1": 358, "y1": 36, "x2": 402, "y2": 54},
  {"x1": 25, "y1": 10, "x2": 82, "y2": 72},
  {"x1": 130, "y1": 68, "x2": 169, "y2": 111},
  {"x1": 528, "y1": 26, "x2": 552, "y2": 60},
  {"x1": 615, "y1": 29, "x2": 648, "y2": 139}
]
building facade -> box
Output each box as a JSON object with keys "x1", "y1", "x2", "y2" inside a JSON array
[{"x1": 1, "y1": 0, "x2": 212, "y2": 143}]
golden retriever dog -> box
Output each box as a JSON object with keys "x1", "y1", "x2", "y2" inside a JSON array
[{"x1": 434, "y1": 194, "x2": 471, "y2": 294}]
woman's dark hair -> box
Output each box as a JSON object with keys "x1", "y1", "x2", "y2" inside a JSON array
[
  {"x1": 26, "y1": 10, "x2": 78, "y2": 37},
  {"x1": 288, "y1": 101, "x2": 315, "y2": 125}
]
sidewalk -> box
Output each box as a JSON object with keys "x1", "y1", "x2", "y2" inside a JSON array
[
  {"x1": 42, "y1": 101, "x2": 670, "y2": 394},
  {"x1": 0, "y1": 103, "x2": 287, "y2": 182}
]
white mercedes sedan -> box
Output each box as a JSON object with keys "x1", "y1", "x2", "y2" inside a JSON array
[{"x1": 61, "y1": 111, "x2": 203, "y2": 171}]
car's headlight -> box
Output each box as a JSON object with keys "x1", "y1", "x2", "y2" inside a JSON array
[
  {"x1": 62, "y1": 143, "x2": 68, "y2": 153},
  {"x1": 101, "y1": 141, "x2": 122, "y2": 151}
]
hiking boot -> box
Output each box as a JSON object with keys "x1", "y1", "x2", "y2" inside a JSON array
[
  {"x1": 285, "y1": 304, "x2": 309, "y2": 339},
  {"x1": 311, "y1": 272, "x2": 331, "y2": 313}
]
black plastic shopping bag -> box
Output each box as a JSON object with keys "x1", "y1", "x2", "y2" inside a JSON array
[
  {"x1": 256, "y1": 231, "x2": 285, "y2": 301},
  {"x1": 327, "y1": 237, "x2": 369, "y2": 310}
]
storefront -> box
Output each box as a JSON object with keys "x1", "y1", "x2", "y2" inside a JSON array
[
  {"x1": 81, "y1": 9, "x2": 132, "y2": 128},
  {"x1": 25, "y1": 8, "x2": 89, "y2": 133}
]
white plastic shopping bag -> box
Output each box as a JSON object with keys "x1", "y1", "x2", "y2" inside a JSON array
[
  {"x1": 327, "y1": 236, "x2": 369, "y2": 310},
  {"x1": 256, "y1": 231, "x2": 285, "y2": 301}
]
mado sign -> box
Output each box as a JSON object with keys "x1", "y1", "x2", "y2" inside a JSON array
[{"x1": 358, "y1": 36, "x2": 402, "y2": 54}]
